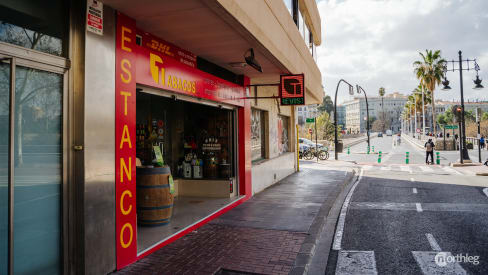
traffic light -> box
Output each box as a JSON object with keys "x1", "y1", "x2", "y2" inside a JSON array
[{"x1": 451, "y1": 105, "x2": 463, "y2": 122}]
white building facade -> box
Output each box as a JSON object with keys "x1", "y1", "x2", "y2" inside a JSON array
[{"x1": 344, "y1": 92, "x2": 407, "y2": 133}]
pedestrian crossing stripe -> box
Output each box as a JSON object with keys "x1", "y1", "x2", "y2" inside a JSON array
[
  {"x1": 419, "y1": 166, "x2": 434, "y2": 172},
  {"x1": 359, "y1": 165, "x2": 465, "y2": 175}
]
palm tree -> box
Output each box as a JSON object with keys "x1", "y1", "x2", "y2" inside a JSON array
[
  {"x1": 378, "y1": 87, "x2": 386, "y2": 132},
  {"x1": 413, "y1": 50, "x2": 446, "y2": 136}
]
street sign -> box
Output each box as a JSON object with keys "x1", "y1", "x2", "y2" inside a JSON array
[
  {"x1": 306, "y1": 118, "x2": 315, "y2": 123},
  {"x1": 445, "y1": 125, "x2": 458, "y2": 129},
  {"x1": 280, "y1": 74, "x2": 305, "y2": 105},
  {"x1": 308, "y1": 128, "x2": 313, "y2": 134}
]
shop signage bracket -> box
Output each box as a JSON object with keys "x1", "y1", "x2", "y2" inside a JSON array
[{"x1": 244, "y1": 83, "x2": 281, "y2": 113}]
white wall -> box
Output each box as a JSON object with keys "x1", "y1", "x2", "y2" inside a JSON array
[{"x1": 251, "y1": 152, "x2": 295, "y2": 194}]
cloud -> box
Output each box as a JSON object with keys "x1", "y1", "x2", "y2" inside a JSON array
[{"x1": 317, "y1": 0, "x2": 488, "y2": 104}]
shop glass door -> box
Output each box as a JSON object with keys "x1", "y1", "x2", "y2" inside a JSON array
[{"x1": 0, "y1": 57, "x2": 63, "y2": 274}]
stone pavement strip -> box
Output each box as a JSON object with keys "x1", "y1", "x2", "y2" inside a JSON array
[{"x1": 114, "y1": 161, "x2": 355, "y2": 275}]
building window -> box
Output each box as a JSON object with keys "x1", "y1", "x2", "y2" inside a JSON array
[
  {"x1": 283, "y1": 0, "x2": 293, "y2": 16},
  {"x1": 251, "y1": 108, "x2": 266, "y2": 162},
  {"x1": 0, "y1": 0, "x2": 68, "y2": 56},
  {"x1": 298, "y1": 9, "x2": 304, "y2": 39},
  {"x1": 278, "y1": 115, "x2": 290, "y2": 155}
]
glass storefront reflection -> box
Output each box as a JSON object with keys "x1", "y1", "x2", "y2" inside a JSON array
[
  {"x1": 13, "y1": 66, "x2": 62, "y2": 274},
  {"x1": 0, "y1": 61, "x2": 9, "y2": 275},
  {"x1": 0, "y1": 0, "x2": 66, "y2": 56}
]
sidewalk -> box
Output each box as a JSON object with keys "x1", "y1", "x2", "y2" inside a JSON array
[
  {"x1": 452, "y1": 164, "x2": 488, "y2": 176},
  {"x1": 114, "y1": 161, "x2": 356, "y2": 275}
]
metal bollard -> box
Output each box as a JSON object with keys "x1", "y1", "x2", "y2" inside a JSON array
[
  {"x1": 347, "y1": 146, "x2": 350, "y2": 154},
  {"x1": 406, "y1": 152, "x2": 410, "y2": 164},
  {"x1": 378, "y1": 151, "x2": 382, "y2": 163},
  {"x1": 367, "y1": 146, "x2": 370, "y2": 154},
  {"x1": 372, "y1": 146, "x2": 375, "y2": 153},
  {"x1": 436, "y1": 152, "x2": 440, "y2": 165}
]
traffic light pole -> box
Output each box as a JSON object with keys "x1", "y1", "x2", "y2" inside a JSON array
[{"x1": 458, "y1": 51, "x2": 470, "y2": 163}]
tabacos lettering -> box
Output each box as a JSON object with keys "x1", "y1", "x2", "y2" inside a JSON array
[{"x1": 150, "y1": 52, "x2": 196, "y2": 94}]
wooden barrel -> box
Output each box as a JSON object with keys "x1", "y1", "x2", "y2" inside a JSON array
[{"x1": 136, "y1": 166, "x2": 173, "y2": 226}]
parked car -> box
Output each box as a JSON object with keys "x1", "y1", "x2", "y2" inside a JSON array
[
  {"x1": 386, "y1": 130, "x2": 393, "y2": 136},
  {"x1": 378, "y1": 132, "x2": 383, "y2": 137},
  {"x1": 299, "y1": 138, "x2": 325, "y2": 149}
]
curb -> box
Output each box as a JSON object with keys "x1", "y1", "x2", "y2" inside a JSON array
[
  {"x1": 343, "y1": 135, "x2": 378, "y2": 148},
  {"x1": 303, "y1": 168, "x2": 359, "y2": 275}
]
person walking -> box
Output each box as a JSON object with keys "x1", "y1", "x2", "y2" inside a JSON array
[
  {"x1": 424, "y1": 138, "x2": 435, "y2": 164},
  {"x1": 481, "y1": 136, "x2": 485, "y2": 150}
]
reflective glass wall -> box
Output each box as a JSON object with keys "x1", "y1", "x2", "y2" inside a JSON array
[{"x1": 0, "y1": 0, "x2": 67, "y2": 274}]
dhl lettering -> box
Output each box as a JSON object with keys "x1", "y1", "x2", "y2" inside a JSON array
[
  {"x1": 148, "y1": 39, "x2": 173, "y2": 56},
  {"x1": 120, "y1": 59, "x2": 132, "y2": 84},
  {"x1": 120, "y1": 157, "x2": 132, "y2": 182},
  {"x1": 121, "y1": 26, "x2": 132, "y2": 52},
  {"x1": 120, "y1": 125, "x2": 132, "y2": 149},
  {"x1": 120, "y1": 190, "x2": 133, "y2": 215},
  {"x1": 120, "y1": 223, "x2": 133, "y2": 248}
]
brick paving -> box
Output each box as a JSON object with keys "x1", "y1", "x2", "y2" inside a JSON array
[
  {"x1": 116, "y1": 224, "x2": 306, "y2": 275},
  {"x1": 115, "y1": 163, "x2": 352, "y2": 275}
]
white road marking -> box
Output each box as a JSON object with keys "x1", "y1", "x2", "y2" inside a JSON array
[
  {"x1": 400, "y1": 165, "x2": 411, "y2": 173},
  {"x1": 380, "y1": 166, "x2": 391, "y2": 171},
  {"x1": 410, "y1": 177, "x2": 415, "y2": 182},
  {"x1": 363, "y1": 165, "x2": 373, "y2": 171},
  {"x1": 416, "y1": 203, "x2": 423, "y2": 212},
  {"x1": 412, "y1": 251, "x2": 467, "y2": 275},
  {"x1": 333, "y1": 169, "x2": 364, "y2": 251},
  {"x1": 419, "y1": 166, "x2": 434, "y2": 173},
  {"x1": 442, "y1": 166, "x2": 463, "y2": 175},
  {"x1": 336, "y1": 250, "x2": 378, "y2": 275},
  {"x1": 413, "y1": 188, "x2": 418, "y2": 194},
  {"x1": 483, "y1": 188, "x2": 488, "y2": 198},
  {"x1": 425, "y1": 233, "x2": 442, "y2": 251}
]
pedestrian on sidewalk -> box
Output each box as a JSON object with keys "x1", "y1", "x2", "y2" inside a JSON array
[
  {"x1": 480, "y1": 135, "x2": 485, "y2": 150},
  {"x1": 424, "y1": 138, "x2": 435, "y2": 164}
]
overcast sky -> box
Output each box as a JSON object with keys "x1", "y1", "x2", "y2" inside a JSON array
[{"x1": 316, "y1": 0, "x2": 488, "y2": 104}]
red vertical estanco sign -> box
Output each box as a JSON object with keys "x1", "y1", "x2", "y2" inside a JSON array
[{"x1": 115, "y1": 12, "x2": 137, "y2": 269}]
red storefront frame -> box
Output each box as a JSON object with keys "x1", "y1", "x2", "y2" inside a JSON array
[{"x1": 115, "y1": 12, "x2": 252, "y2": 269}]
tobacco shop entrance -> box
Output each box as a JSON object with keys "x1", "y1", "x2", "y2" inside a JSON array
[{"x1": 135, "y1": 87, "x2": 240, "y2": 253}]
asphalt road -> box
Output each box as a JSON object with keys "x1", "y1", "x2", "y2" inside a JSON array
[
  {"x1": 337, "y1": 135, "x2": 488, "y2": 165},
  {"x1": 325, "y1": 136, "x2": 488, "y2": 275}
]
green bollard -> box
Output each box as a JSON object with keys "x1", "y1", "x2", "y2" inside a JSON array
[
  {"x1": 436, "y1": 152, "x2": 440, "y2": 165},
  {"x1": 347, "y1": 146, "x2": 350, "y2": 154},
  {"x1": 372, "y1": 146, "x2": 375, "y2": 153},
  {"x1": 367, "y1": 146, "x2": 370, "y2": 154},
  {"x1": 406, "y1": 152, "x2": 410, "y2": 164},
  {"x1": 378, "y1": 151, "x2": 382, "y2": 163}
]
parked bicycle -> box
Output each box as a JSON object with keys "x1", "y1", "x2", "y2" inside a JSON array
[{"x1": 300, "y1": 145, "x2": 329, "y2": 160}]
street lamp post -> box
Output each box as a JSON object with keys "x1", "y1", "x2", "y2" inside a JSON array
[
  {"x1": 442, "y1": 50, "x2": 484, "y2": 164},
  {"x1": 356, "y1": 85, "x2": 371, "y2": 150},
  {"x1": 334, "y1": 79, "x2": 355, "y2": 160}
]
